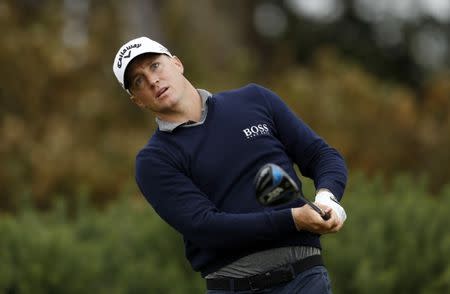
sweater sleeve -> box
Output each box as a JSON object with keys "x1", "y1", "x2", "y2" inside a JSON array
[
  {"x1": 135, "y1": 148, "x2": 298, "y2": 250},
  {"x1": 256, "y1": 85, "x2": 348, "y2": 199}
]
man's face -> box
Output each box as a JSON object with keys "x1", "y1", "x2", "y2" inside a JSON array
[{"x1": 126, "y1": 53, "x2": 186, "y2": 115}]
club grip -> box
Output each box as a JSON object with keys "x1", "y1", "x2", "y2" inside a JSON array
[
  {"x1": 322, "y1": 211, "x2": 331, "y2": 220},
  {"x1": 300, "y1": 196, "x2": 330, "y2": 221}
]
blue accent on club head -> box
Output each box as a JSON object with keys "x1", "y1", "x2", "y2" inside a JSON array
[{"x1": 271, "y1": 165, "x2": 283, "y2": 185}]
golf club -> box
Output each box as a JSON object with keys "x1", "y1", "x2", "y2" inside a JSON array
[{"x1": 254, "y1": 163, "x2": 330, "y2": 220}]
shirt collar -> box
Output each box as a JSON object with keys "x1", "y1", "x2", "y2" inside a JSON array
[{"x1": 156, "y1": 89, "x2": 212, "y2": 132}]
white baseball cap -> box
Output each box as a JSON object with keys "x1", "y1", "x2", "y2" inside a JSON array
[{"x1": 112, "y1": 36, "x2": 172, "y2": 92}]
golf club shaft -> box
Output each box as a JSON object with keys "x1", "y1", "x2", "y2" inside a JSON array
[{"x1": 296, "y1": 192, "x2": 330, "y2": 220}]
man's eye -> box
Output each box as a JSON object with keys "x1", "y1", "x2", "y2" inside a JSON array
[{"x1": 151, "y1": 62, "x2": 160, "y2": 70}]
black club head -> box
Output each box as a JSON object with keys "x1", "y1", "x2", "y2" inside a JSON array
[{"x1": 254, "y1": 163, "x2": 298, "y2": 206}]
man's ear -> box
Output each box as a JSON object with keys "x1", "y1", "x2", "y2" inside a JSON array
[
  {"x1": 130, "y1": 95, "x2": 145, "y2": 108},
  {"x1": 172, "y1": 56, "x2": 184, "y2": 74}
]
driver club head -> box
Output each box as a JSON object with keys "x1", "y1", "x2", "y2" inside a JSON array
[
  {"x1": 254, "y1": 163, "x2": 331, "y2": 220},
  {"x1": 254, "y1": 163, "x2": 298, "y2": 206}
]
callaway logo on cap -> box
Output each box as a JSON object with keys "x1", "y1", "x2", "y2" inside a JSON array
[{"x1": 112, "y1": 36, "x2": 172, "y2": 93}]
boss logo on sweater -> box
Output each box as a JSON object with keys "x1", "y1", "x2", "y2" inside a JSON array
[{"x1": 242, "y1": 123, "x2": 270, "y2": 139}]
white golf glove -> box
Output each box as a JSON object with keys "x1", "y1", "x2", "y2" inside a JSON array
[{"x1": 315, "y1": 189, "x2": 347, "y2": 223}]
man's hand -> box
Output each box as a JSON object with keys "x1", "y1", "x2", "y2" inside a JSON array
[
  {"x1": 291, "y1": 204, "x2": 344, "y2": 234},
  {"x1": 315, "y1": 189, "x2": 347, "y2": 223}
]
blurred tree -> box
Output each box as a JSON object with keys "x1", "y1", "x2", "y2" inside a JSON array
[
  {"x1": 247, "y1": 0, "x2": 450, "y2": 93},
  {"x1": 0, "y1": 0, "x2": 449, "y2": 212}
]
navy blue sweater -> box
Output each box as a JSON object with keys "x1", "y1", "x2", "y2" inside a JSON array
[{"x1": 135, "y1": 84, "x2": 347, "y2": 276}]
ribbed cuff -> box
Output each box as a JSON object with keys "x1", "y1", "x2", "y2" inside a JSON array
[{"x1": 269, "y1": 209, "x2": 298, "y2": 235}]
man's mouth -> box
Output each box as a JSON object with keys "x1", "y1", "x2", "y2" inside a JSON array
[{"x1": 156, "y1": 87, "x2": 168, "y2": 99}]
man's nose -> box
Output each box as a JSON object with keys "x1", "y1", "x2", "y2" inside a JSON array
[{"x1": 148, "y1": 74, "x2": 159, "y2": 86}]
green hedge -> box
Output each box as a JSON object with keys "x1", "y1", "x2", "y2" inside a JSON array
[
  {"x1": 1, "y1": 174, "x2": 449, "y2": 293},
  {"x1": 0, "y1": 196, "x2": 204, "y2": 294},
  {"x1": 321, "y1": 174, "x2": 450, "y2": 294}
]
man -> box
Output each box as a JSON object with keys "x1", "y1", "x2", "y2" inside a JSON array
[{"x1": 113, "y1": 36, "x2": 347, "y2": 293}]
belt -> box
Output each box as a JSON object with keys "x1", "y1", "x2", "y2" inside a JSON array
[{"x1": 206, "y1": 254, "x2": 323, "y2": 291}]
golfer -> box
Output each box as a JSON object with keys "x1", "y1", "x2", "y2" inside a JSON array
[{"x1": 113, "y1": 36, "x2": 348, "y2": 293}]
